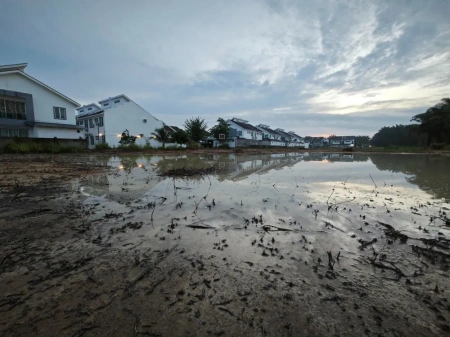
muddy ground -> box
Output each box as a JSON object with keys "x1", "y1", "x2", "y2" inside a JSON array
[{"x1": 1, "y1": 153, "x2": 450, "y2": 337}]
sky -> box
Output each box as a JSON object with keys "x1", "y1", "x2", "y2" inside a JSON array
[{"x1": 1, "y1": 0, "x2": 450, "y2": 137}]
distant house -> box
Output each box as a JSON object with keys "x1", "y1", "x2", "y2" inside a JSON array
[
  {"x1": 227, "y1": 118, "x2": 263, "y2": 140},
  {"x1": 163, "y1": 125, "x2": 183, "y2": 134},
  {"x1": 329, "y1": 136, "x2": 355, "y2": 147},
  {"x1": 308, "y1": 137, "x2": 329, "y2": 148},
  {"x1": 0, "y1": 63, "x2": 83, "y2": 139},
  {"x1": 76, "y1": 94, "x2": 164, "y2": 149},
  {"x1": 255, "y1": 124, "x2": 282, "y2": 141}
]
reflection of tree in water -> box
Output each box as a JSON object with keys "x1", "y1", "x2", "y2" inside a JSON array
[
  {"x1": 120, "y1": 158, "x2": 138, "y2": 174},
  {"x1": 369, "y1": 154, "x2": 450, "y2": 200}
]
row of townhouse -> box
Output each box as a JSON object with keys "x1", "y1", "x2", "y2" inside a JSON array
[
  {"x1": 226, "y1": 118, "x2": 308, "y2": 148},
  {"x1": 223, "y1": 118, "x2": 356, "y2": 148},
  {"x1": 0, "y1": 63, "x2": 175, "y2": 148}
]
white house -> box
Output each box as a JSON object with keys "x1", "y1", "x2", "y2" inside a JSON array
[
  {"x1": 227, "y1": 118, "x2": 263, "y2": 140},
  {"x1": 76, "y1": 94, "x2": 164, "y2": 149},
  {"x1": 0, "y1": 63, "x2": 83, "y2": 139}
]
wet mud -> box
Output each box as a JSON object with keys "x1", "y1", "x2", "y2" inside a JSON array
[{"x1": 1, "y1": 152, "x2": 450, "y2": 336}]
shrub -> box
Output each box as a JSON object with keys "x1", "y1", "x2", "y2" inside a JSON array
[
  {"x1": 430, "y1": 143, "x2": 446, "y2": 150},
  {"x1": 118, "y1": 143, "x2": 141, "y2": 151},
  {"x1": 218, "y1": 144, "x2": 230, "y2": 149},
  {"x1": 187, "y1": 141, "x2": 200, "y2": 149},
  {"x1": 95, "y1": 143, "x2": 111, "y2": 151},
  {"x1": 3, "y1": 141, "x2": 80, "y2": 154},
  {"x1": 165, "y1": 145, "x2": 183, "y2": 150}
]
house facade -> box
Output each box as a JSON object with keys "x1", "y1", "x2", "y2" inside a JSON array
[
  {"x1": 76, "y1": 94, "x2": 164, "y2": 149},
  {"x1": 0, "y1": 63, "x2": 83, "y2": 139},
  {"x1": 328, "y1": 136, "x2": 355, "y2": 147},
  {"x1": 227, "y1": 118, "x2": 263, "y2": 140}
]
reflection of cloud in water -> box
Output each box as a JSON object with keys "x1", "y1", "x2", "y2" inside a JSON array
[{"x1": 80, "y1": 153, "x2": 450, "y2": 201}]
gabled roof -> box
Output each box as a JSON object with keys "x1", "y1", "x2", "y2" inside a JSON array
[
  {"x1": 76, "y1": 110, "x2": 104, "y2": 119},
  {"x1": 0, "y1": 63, "x2": 80, "y2": 106},
  {"x1": 0, "y1": 63, "x2": 28, "y2": 72},
  {"x1": 98, "y1": 94, "x2": 131, "y2": 104},
  {"x1": 274, "y1": 128, "x2": 293, "y2": 139},
  {"x1": 170, "y1": 126, "x2": 183, "y2": 132},
  {"x1": 164, "y1": 125, "x2": 175, "y2": 133},
  {"x1": 256, "y1": 124, "x2": 279, "y2": 135},
  {"x1": 228, "y1": 118, "x2": 261, "y2": 132},
  {"x1": 288, "y1": 131, "x2": 303, "y2": 139},
  {"x1": 77, "y1": 103, "x2": 103, "y2": 117}
]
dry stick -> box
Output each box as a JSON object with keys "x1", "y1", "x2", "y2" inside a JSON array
[
  {"x1": 369, "y1": 173, "x2": 377, "y2": 189},
  {"x1": 326, "y1": 185, "x2": 336, "y2": 206}
]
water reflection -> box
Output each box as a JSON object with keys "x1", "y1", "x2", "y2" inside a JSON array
[{"x1": 79, "y1": 152, "x2": 450, "y2": 201}]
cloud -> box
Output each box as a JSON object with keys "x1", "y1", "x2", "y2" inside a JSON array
[{"x1": 1, "y1": 0, "x2": 449, "y2": 136}]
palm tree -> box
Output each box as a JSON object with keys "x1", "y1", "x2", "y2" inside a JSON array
[
  {"x1": 183, "y1": 117, "x2": 208, "y2": 142},
  {"x1": 151, "y1": 127, "x2": 171, "y2": 148}
]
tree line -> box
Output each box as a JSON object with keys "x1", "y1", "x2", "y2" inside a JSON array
[{"x1": 371, "y1": 98, "x2": 450, "y2": 148}]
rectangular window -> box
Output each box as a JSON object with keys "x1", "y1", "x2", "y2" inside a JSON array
[
  {"x1": 99, "y1": 117, "x2": 104, "y2": 127},
  {"x1": 88, "y1": 108, "x2": 92, "y2": 111},
  {"x1": 94, "y1": 117, "x2": 99, "y2": 125},
  {"x1": 101, "y1": 135, "x2": 105, "y2": 143},
  {"x1": 0, "y1": 128, "x2": 28, "y2": 137},
  {"x1": 84, "y1": 120, "x2": 88, "y2": 130},
  {"x1": 95, "y1": 136, "x2": 99, "y2": 140},
  {"x1": 53, "y1": 107, "x2": 66, "y2": 120},
  {"x1": 114, "y1": 100, "x2": 120, "y2": 103},
  {"x1": 238, "y1": 131, "x2": 242, "y2": 136},
  {"x1": 103, "y1": 103, "x2": 109, "y2": 106},
  {"x1": 90, "y1": 135, "x2": 94, "y2": 145},
  {"x1": 89, "y1": 119, "x2": 94, "y2": 128},
  {"x1": 0, "y1": 98, "x2": 26, "y2": 120}
]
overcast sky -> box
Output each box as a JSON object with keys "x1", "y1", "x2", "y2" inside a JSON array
[{"x1": 1, "y1": 0, "x2": 449, "y2": 136}]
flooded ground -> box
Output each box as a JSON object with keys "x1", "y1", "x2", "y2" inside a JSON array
[{"x1": 1, "y1": 152, "x2": 450, "y2": 336}]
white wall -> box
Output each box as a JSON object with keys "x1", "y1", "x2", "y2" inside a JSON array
[
  {"x1": 103, "y1": 100, "x2": 164, "y2": 148},
  {"x1": 228, "y1": 121, "x2": 263, "y2": 140},
  {"x1": 0, "y1": 72, "x2": 79, "y2": 134},
  {"x1": 33, "y1": 126, "x2": 82, "y2": 139}
]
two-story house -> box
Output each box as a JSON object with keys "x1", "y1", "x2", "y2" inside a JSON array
[
  {"x1": 0, "y1": 63, "x2": 83, "y2": 139},
  {"x1": 227, "y1": 118, "x2": 263, "y2": 140},
  {"x1": 76, "y1": 94, "x2": 164, "y2": 149}
]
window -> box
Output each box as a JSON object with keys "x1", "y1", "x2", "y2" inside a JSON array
[
  {"x1": 0, "y1": 128, "x2": 28, "y2": 137},
  {"x1": 95, "y1": 136, "x2": 99, "y2": 140},
  {"x1": 140, "y1": 134, "x2": 144, "y2": 137},
  {"x1": 238, "y1": 131, "x2": 242, "y2": 136},
  {"x1": 101, "y1": 135, "x2": 105, "y2": 143},
  {"x1": 79, "y1": 109, "x2": 84, "y2": 112},
  {"x1": 0, "y1": 98, "x2": 26, "y2": 120},
  {"x1": 53, "y1": 107, "x2": 66, "y2": 120},
  {"x1": 88, "y1": 108, "x2": 92, "y2": 111},
  {"x1": 89, "y1": 119, "x2": 94, "y2": 128},
  {"x1": 84, "y1": 120, "x2": 88, "y2": 130},
  {"x1": 103, "y1": 103, "x2": 109, "y2": 107},
  {"x1": 99, "y1": 117, "x2": 104, "y2": 126},
  {"x1": 90, "y1": 135, "x2": 94, "y2": 145},
  {"x1": 114, "y1": 100, "x2": 120, "y2": 103},
  {"x1": 94, "y1": 118, "x2": 99, "y2": 125}
]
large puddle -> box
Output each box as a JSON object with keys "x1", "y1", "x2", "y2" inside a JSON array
[
  {"x1": 77, "y1": 152, "x2": 450, "y2": 279},
  {"x1": 2, "y1": 152, "x2": 450, "y2": 336}
]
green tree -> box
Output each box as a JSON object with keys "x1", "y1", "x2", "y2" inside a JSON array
[
  {"x1": 354, "y1": 136, "x2": 371, "y2": 147},
  {"x1": 183, "y1": 117, "x2": 208, "y2": 142},
  {"x1": 171, "y1": 129, "x2": 189, "y2": 144},
  {"x1": 209, "y1": 118, "x2": 230, "y2": 140},
  {"x1": 151, "y1": 127, "x2": 171, "y2": 148},
  {"x1": 411, "y1": 98, "x2": 450, "y2": 146},
  {"x1": 119, "y1": 129, "x2": 137, "y2": 146},
  {"x1": 371, "y1": 125, "x2": 426, "y2": 147}
]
